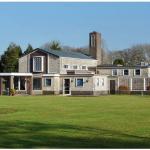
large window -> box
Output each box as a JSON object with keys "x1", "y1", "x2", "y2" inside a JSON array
[
  {"x1": 44, "y1": 78, "x2": 51, "y2": 87},
  {"x1": 33, "y1": 56, "x2": 44, "y2": 72},
  {"x1": 14, "y1": 77, "x2": 26, "y2": 91},
  {"x1": 76, "y1": 78, "x2": 84, "y2": 87},
  {"x1": 33, "y1": 78, "x2": 42, "y2": 90},
  {"x1": 135, "y1": 69, "x2": 141, "y2": 76}
]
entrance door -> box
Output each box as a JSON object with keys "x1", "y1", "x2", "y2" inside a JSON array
[
  {"x1": 63, "y1": 79, "x2": 71, "y2": 95},
  {"x1": 110, "y1": 80, "x2": 116, "y2": 94}
]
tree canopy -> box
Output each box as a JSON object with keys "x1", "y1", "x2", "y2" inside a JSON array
[
  {"x1": 0, "y1": 43, "x2": 22, "y2": 72},
  {"x1": 113, "y1": 58, "x2": 124, "y2": 66},
  {"x1": 24, "y1": 44, "x2": 33, "y2": 55}
]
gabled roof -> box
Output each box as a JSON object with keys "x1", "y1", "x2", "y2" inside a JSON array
[{"x1": 35, "y1": 48, "x2": 95, "y2": 60}]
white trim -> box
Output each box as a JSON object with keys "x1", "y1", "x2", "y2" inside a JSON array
[
  {"x1": 33, "y1": 56, "x2": 44, "y2": 72},
  {"x1": 0, "y1": 73, "x2": 32, "y2": 76},
  {"x1": 44, "y1": 78, "x2": 52, "y2": 87},
  {"x1": 42, "y1": 74, "x2": 60, "y2": 77},
  {"x1": 47, "y1": 54, "x2": 49, "y2": 73},
  {"x1": 130, "y1": 78, "x2": 132, "y2": 91},
  {"x1": 144, "y1": 78, "x2": 146, "y2": 91}
]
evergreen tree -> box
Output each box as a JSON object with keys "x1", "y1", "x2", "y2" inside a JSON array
[
  {"x1": 49, "y1": 41, "x2": 61, "y2": 50},
  {"x1": 113, "y1": 59, "x2": 124, "y2": 66},
  {"x1": 24, "y1": 44, "x2": 33, "y2": 55},
  {"x1": 1, "y1": 43, "x2": 22, "y2": 72}
]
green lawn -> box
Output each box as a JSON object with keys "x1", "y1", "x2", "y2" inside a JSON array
[{"x1": 0, "y1": 95, "x2": 150, "y2": 148}]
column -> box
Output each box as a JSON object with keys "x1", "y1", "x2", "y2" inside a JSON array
[
  {"x1": 130, "y1": 78, "x2": 132, "y2": 91},
  {"x1": 0, "y1": 77, "x2": 2, "y2": 95},
  {"x1": 18, "y1": 77, "x2": 20, "y2": 91},
  {"x1": 144, "y1": 78, "x2": 146, "y2": 91},
  {"x1": 10, "y1": 76, "x2": 14, "y2": 89}
]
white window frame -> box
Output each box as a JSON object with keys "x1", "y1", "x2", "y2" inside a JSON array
[
  {"x1": 112, "y1": 69, "x2": 118, "y2": 76},
  {"x1": 75, "y1": 78, "x2": 84, "y2": 87},
  {"x1": 123, "y1": 69, "x2": 130, "y2": 76},
  {"x1": 82, "y1": 65, "x2": 87, "y2": 70},
  {"x1": 33, "y1": 56, "x2": 44, "y2": 72},
  {"x1": 134, "y1": 69, "x2": 141, "y2": 76},
  {"x1": 44, "y1": 78, "x2": 52, "y2": 87},
  {"x1": 64, "y1": 64, "x2": 69, "y2": 69},
  {"x1": 73, "y1": 65, "x2": 78, "y2": 70}
]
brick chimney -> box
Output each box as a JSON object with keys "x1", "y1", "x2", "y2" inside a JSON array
[{"x1": 89, "y1": 31, "x2": 102, "y2": 65}]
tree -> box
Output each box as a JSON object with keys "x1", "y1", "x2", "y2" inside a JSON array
[
  {"x1": 1, "y1": 43, "x2": 22, "y2": 72},
  {"x1": 41, "y1": 40, "x2": 62, "y2": 51},
  {"x1": 49, "y1": 41, "x2": 61, "y2": 50},
  {"x1": 24, "y1": 44, "x2": 33, "y2": 55},
  {"x1": 113, "y1": 58, "x2": 124, "y2": 66}
]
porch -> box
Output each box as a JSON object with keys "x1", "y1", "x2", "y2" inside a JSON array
[{"x1": 0, "y1": 73, "x2": 33, "y2": 95}]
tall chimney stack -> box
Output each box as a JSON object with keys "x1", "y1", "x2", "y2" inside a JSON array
[{"x1": 89, "y1": 31, "x2": 102, "y2": 65}]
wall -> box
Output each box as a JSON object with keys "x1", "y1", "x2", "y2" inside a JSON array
[
  {"x1": 60, "y1": 57, "x2": 97, "y2": 74},
  {"x1": 19, "y1": 55, "x2": 28, "y2": 73}
]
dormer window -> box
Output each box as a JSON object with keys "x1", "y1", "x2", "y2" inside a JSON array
[{"x1": 33, "y1": 56, "x2": 44, "y2": 72}]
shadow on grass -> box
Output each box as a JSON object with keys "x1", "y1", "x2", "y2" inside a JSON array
[{"x1": 0, "y1": 121, "x2": 150, "y2": 148}]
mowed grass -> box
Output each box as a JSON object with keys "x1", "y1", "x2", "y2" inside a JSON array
[{"x1": 0, "y1": 95, "x2": 150, "y2": 148}]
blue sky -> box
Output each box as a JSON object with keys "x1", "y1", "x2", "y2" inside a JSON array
[{"x1": 0, "y1": 2, "x2": 150, "y2": 54}]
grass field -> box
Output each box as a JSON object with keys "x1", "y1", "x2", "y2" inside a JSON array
[{"x1": 0, "y1": 95, "x2": 150, "y2": 148}]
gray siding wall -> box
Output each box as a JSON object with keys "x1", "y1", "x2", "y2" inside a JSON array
[
  {"x1": 48, "y1": 54, "x2": 60, "y2": 73},
  {"x1": 19, "y1": 55, "x2": 28, "y2": 73}
]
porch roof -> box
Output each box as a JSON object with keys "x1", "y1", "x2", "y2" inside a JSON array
[{"x1": 0, "y1": 73, "x2": 33, "y2": 76}]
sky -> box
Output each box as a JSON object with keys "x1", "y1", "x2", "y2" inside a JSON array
[{"x1": 0, "y1": 2, "x2": 150, "y2": 54}]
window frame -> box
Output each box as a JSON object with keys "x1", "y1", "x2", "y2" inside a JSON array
[
  {"x1": 33, "y1": 78, "x2": 42, "y2": 90},
  {"x1": 112, "y1": 69, "x2": 118, "y2": 76},
  {"x1": 73, "y1": 65, "x2": 78, "y2": 70},
  {"x1": 123, "y1": 69, "x2": 129, "y2": 76},
  {"x1": 64, "y1": 64, "x2": 69, "y2": 69},
  {"x1": 82, "y1": 65, "x2": 87, "y2": 70},
  {"x1": 134, "y1": 69, "x2": 141, "y2": 76},
  {"x1": 44, "y1": 78, "x2": 52, "y2": 87},
  {"x1": 76, "y1": 78, "x2": 84, "y2": 87},
  {"x1": 33, "y1": 56, "x2": 44, "y2": 72}
]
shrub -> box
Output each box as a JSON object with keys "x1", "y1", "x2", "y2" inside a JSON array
[
  {"x1": 119, "y1": 85, "x2": 130, "y2": 94},
  {"x1": 10, "y1": 89, "x2": 16, "y2": 96}
]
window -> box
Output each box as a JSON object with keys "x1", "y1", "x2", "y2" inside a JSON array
[
  {"x1": 124, "y1": 69, "x2": 129, "y2": 76},
  {"x1": 112, "y1": 69, "x2": 117, "y2": 76},
  {"x1": 97, "y1": 78, "x2": 100, "y2": 86},
  {"x1": 33, "y1": 56, "x2": 44, "y2": 72},
  {"x1": 76, "y1": 78, "x2": 84, "y2": 87},
  {"x1": 82, "y1": 66, "x2": 87, "y2": 70},
  {"x1": 135, "y1": 69, "x2": 141, "y2": 76},
  {"x1": 101, "y1": 78, "x2": 104, "y2": 86},
  {"x1": 14, "y1": 77, "x2": 26, "y2": 91},
  {"x1": 64, "y1": 65, "x2": 69, "y2": 69},
  {"x1": 44, "y1": 78, "x2": 51, "y2": 87},
  {"x1": 33, "y1": 78, "x2": 42, "y2": 90},
  {"x1": 73, "y1": 65, "x2": 78, "y2": 70}
]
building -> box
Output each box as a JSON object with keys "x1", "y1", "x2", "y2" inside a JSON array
[{"x1": 0, "y1": 31, "x2": 150, "y2": 95}]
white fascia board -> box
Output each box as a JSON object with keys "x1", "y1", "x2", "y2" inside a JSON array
[
  {"x1": 0, "y1": 73, "x2": 33, "y2": 76},
  {"x1": 42, "y1": 74, "x2": 60, "y2": 77}
]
